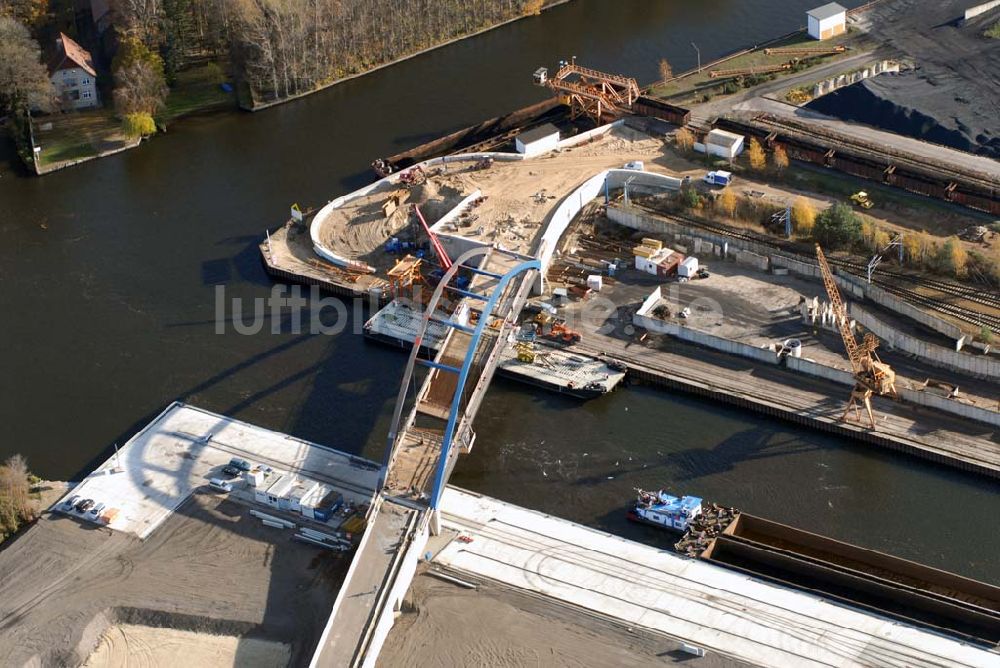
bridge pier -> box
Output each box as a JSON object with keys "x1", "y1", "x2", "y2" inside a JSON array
[{"x1": 429, "y1": 507, "x2": 442, "y2": 536}]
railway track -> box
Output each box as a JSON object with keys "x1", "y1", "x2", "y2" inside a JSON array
[{"x1": 632, "y1": 204, "x2": 1000, "y2": 331}]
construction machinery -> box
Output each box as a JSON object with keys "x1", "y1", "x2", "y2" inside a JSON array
[
  {"x1": 536, "y1": 59, "x2": 641, "y2": 122},
  {"x1": 470, "y1": 156, "x2": 494, "y2": 171},
  {"x1": 850, "y1": 191, "x2": 874, "y2": 209},
  {"x1": 816, "y1": 244, "x2": 897, "y2": 428},
  {"x1": 413, "y1": 204, "x2": 452, "y2": 272},
  {"x1": 533, "y1": 312, "x2": 582, "y2": 344},
  {"x1": 516, "y1": 342, "x2": 536, "y2": 363},
  {"x1": 398, "y1": 166, "x2": 426, "y2": 186}
]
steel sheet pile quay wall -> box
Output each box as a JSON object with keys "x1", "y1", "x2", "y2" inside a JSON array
[
  {"x1": 435, "y1": 487, "x2": 999, "y2": 668},
  {"x1": 713, "y1": 117, "x2": 1000, "y2": 215},
  {"x1": 703, "y1": 514, "x2": 1000, "y2": 646}
]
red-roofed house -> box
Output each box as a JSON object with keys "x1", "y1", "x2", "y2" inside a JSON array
[{"x1": 50, "y1": 33, "x2": 100, "y2": 110}]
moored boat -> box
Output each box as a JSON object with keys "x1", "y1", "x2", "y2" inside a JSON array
[{"x1": 626, "y1": 488, "x2": 704, "y2": 533}]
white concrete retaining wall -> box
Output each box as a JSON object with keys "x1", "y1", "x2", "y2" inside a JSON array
[
  {"x1": 965, "y1": 0, "x2": 1000, "y2": 20},
  {"x1": 837, "y1": 273, "x2": 965, "y2": 346},
  {"x1": 555, "y1": 120, "x2": 622, "y2": 150},
  {"x1": 360, "y1": 520, "x2": 429, "y2": 668},
  {"x1": 897, "y1": 388, "x2": 1000, "y2": 428},
  {"x1": 534, "y1": 170, "x2": 610, "y2": 293},
  {"x1": 636, "y1": 286, "x2": 663, "y2": 317},
  {"x1": 634, "y1": 302, "x2": 778, "y2": 366},
  {"x1": 733, "y1": 249, "x2": 769, "y2": 271},
  {"x1": 785, "y1": 356, "x2": 855, "y2": 386},
  {"x1": 771, "y1": 255, "x2": 821, "y2": 280},
  {"x1": 812, "y1": 60, "x2": 900, "y2": 98},
  {"x1": 430, "y1": 189, "x2": 483, "y2": 232},
  {"x1": 852, "y1": 305, "x2": 1000, "y2": 380},
  {"x1": 786, "y1": 355, "x2": 999, "y2": 427}
]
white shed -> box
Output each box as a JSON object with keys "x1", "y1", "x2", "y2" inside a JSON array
[
  {"x1": 807, "y1": 3, "x2": 846, "y2": 40},
  {"x1": 515, "y1": 123, "x2": 560, "y2": 157},
  {"x1": 700, "y1": 129, "x2": 745, "y2": 160}
]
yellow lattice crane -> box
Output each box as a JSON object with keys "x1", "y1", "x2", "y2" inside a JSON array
[{"x1": 816, "y1": 244, "x2": 897, "y2": 428}]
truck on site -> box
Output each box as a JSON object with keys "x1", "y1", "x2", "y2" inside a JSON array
[{"x1": 703, "y1": 170, "x2": 732, "y2": 187}]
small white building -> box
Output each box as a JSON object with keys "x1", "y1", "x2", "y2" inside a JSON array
[
  {"x1": 49, "y1": 33, "x2": 100, "y2": 110},
  {"x1": 255, "y1": 474, "x2": 293, "y2": 509},
  {"x1": 515, "y1": 123, "x2": 560, "y2": 157},
  {"x1": 807, "y1": 3, "x2": 847, "y2": 40},
  {"x1": 678, "y1": 257, "x2": 699, "y2": 278},
  {"x1": 634, "y1": 244, "x2": 684, "y2": 277},
  {"x1": 698, "y1": 129, "x2": 745, "y2": 160}
]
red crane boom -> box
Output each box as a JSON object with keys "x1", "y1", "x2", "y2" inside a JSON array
[{"x1": 414, "y1": 204, "x2": 452, "y2": 272}]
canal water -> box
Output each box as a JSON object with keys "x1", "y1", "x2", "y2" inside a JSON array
[{"x1": 2, "y1": 0, "x2": 996, "y2": 582}]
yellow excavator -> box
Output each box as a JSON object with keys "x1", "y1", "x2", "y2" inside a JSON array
[
  {"x1": 850, "y1": 191, "x2": 873, "y2": 209},
  {"x1": 816, "y1": 244, "x2": 897, "y2": 428}
]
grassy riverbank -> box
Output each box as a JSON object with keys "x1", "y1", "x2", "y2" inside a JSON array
[{"x1": 31, "y1": 64, "x2": 235, "y2": 175}]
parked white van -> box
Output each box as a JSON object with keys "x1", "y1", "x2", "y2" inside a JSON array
[{"x1": 209, "y1": 478, "x2": 233, "y2": 492}]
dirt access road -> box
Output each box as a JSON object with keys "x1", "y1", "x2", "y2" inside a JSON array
[{"x1": 0, "y1": 493, "x2": 346, "y2": 666}]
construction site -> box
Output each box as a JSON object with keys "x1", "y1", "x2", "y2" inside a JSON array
[
  {"x1": 5, "y1": 2, "x2": 997, "y2": 667},
  {"x1": 256, "y1": 5, "x2": 1000, "y2": 651}
]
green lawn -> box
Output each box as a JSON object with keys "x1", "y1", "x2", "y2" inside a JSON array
[
  {"x1": 33, "y1": 108, "x2": 130, "y2": 170},
  {"x1": 648, "y1": 30, "x2": 868, "y2": 102},
  {"x1": 986, "y1": 20, "x2": 1000, "y2": 39},
  {"x1": 158, "y1": 64, "x2": 235, "y2": 124}
]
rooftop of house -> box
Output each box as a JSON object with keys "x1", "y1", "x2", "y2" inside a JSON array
[
  {"x1": 516, "y1": 123, "x2": 560, "y2": 144},
  {"x1": 807, "y1": 2, "x2": 846, "y2": 21},
  {"x1": 706, "y1": 129, "x2": 744, "y2": 148},
  {"x1": 50, "y1": 32, "x2": 97, "y2": 78}
]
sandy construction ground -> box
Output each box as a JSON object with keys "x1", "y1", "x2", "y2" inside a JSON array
[
  {"x1": 315, "y1": 124, "x2": 671, "y2": 263},
  {"x1": 0, "y1": 493, "x2": 346, "y2": 666},
  {"x1": 377, "y1": 569, "x2": 750, "y2": 668},
  {"x1": 83, "y1": 624, "x2": 290, "y2": 668}
]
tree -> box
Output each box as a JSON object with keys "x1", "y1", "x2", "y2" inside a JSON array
[
  {"x1": 0, "y1": 454, "x2": 34, "y2": 542},
  {"x1": 813, "y1": 203, "x2": 862, "y2": 249},
  {"x1": 903, "y1": 230, "x2": 933, "y2": 265},
  {"x1": 0, "y1": 0, "x2": 48, "y2": 29},
  {"x1": 716, "y1": 188, "x2": 737, "y2": 218},
  {"x1": 791, "y1": 197, "x2": 815, "y2": 235},
  {"x1": 937, "y1": 236, "x2": 967, "y2": 277},
  {"x1": 677, "y1": 186, "x2": 701, "y2": 209},
  {"x1": 658, "y1": 57, "x2": 673, "y2": 81},
  {"x1": 674, "y1": 127, "x2": 695, "y2": 152},
  {"x1": 747, "y1": 137, "x2": 766, "y2": 171},
  {"x1": 523, "y1": 0, "x2": 543, "y2": 15},
  {"x1": 0, "y1": 16, "x2": 53, "y2": 115},
  {"x1": 113, "y1": 34, "x2": 166, "y2": 77},
  {"x1": 773, "y1": 144, "x2": 789, "y2": 171},
  {"x1": 112, "y1": 0, "x2": 164, "y2": 45},
  {"x1": 114, "y1": 60, "x2": 168, "y2": 116},
  {"x1": 122, "y1": 111, "x2": 157, "y2": 137}
]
